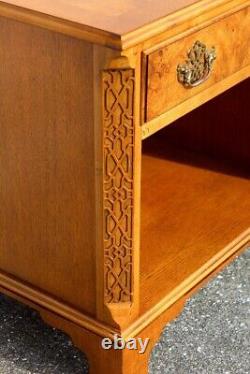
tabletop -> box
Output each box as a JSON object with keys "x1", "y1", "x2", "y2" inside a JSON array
[{"x1": 1, "y1": 0, "x2": 200, "y2": 35}]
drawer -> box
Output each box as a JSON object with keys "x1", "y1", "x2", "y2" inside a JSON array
[{"x1": 144, "y1": 7, "x2": 250, "y2": 122}]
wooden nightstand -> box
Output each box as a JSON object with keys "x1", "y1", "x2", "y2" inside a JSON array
[{"x1": 0, "y1": 1, "x2": 249, "y2": 373}]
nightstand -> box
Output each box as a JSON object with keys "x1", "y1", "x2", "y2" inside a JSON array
[{"x1": 0, "y1": 1, "x2": 249, "y2": 373}]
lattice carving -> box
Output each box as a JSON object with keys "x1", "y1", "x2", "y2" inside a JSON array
[{"x1": 102, "y1": 69, "x2": 135, "y2": 304}]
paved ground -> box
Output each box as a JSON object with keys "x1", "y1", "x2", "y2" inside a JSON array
[{"x1": 0, "y1": 248, "x2": 249, "y2": 374}]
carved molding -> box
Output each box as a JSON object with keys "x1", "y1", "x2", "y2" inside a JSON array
[{"x1": 102, "y1": 68, "x2": 135, "y2": 304}]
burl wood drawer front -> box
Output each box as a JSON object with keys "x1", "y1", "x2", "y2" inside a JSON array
[{"x1": 144, "y1": 7, "x2": 250, "y2": 122}]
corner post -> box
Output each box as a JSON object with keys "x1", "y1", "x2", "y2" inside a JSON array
[{"x1": 95, "y1": 52, "x2": 141, "y2": 329}]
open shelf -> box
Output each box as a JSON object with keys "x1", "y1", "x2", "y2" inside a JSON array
[{"x1": 140, "y1": 80, "x2": 250, "y2": 315}]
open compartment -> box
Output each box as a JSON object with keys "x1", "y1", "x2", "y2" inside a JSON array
[{"x1": 140, "y1": 79, "x2": 250, "y2": 314}]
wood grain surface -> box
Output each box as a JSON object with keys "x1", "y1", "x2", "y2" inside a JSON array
[
  {"x1": 0, "y1": 2, "x2": 249, "y2": 372},
  {"x1": 141, "y1": 80, "x2": 250, "y2": 314},
  {"x1": 0, "y1": 17, "x2": 96, "y2": 315},
  {"x1": 145, "y1": 6, "x2": 250, "y2": 121},
  {"x1": 1, "y1": 0, "x2": 200, "y2": 34},
  {"x1": 159, "y1": 78, "x2": 250, "y2": 165},
  {"x1": 141, "y1": 141, "x2": 250, "y2": 314}
]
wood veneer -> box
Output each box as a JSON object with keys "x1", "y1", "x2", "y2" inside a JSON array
[
  {"x1": 0, "y1": 16, "x2": 96, "y2": 315},
  {"x1": 157, "y1": 78, "x2": 250, "y2": 165},
  {"x1": 0, "y1": 0, "x2": 249, "y2": 373},
  {"x1": 141, "y1": 141, "x2": 250, "y2": 314},
  {"x1": 0, "y1": 0, "x2": 200, "y2": 34},
  {"x1": 145, "y1": 7, "x2": 250, "y2": 121},
  {"x1": 1, "y1": 0, "x2": 247, "y2": 49}
]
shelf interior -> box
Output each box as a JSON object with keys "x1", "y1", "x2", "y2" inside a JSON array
[{"x1": 140, "y1": 79, "x2": 250, "y2": 315}]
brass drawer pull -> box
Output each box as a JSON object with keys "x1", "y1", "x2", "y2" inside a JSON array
[{"x1": 177, "y1": 41, "x2": 216, "y2": 88}]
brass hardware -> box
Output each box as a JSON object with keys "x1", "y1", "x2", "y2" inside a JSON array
[{"x1": 177, "y1": 41, "x2": 216, "y2": 88}]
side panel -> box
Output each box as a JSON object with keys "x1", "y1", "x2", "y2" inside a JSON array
[{"x1": 0, "y1": 17, "x2": 96, "y2": 315}]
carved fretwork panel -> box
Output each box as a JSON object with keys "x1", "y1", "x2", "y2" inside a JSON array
[{"x1": 102, "y1": 69, "x2": 135, "y2": 304}]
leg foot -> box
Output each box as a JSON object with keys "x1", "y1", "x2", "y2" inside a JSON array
[{"x1": 41, "y1": 310, "x2": 151, "y2": 374}]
